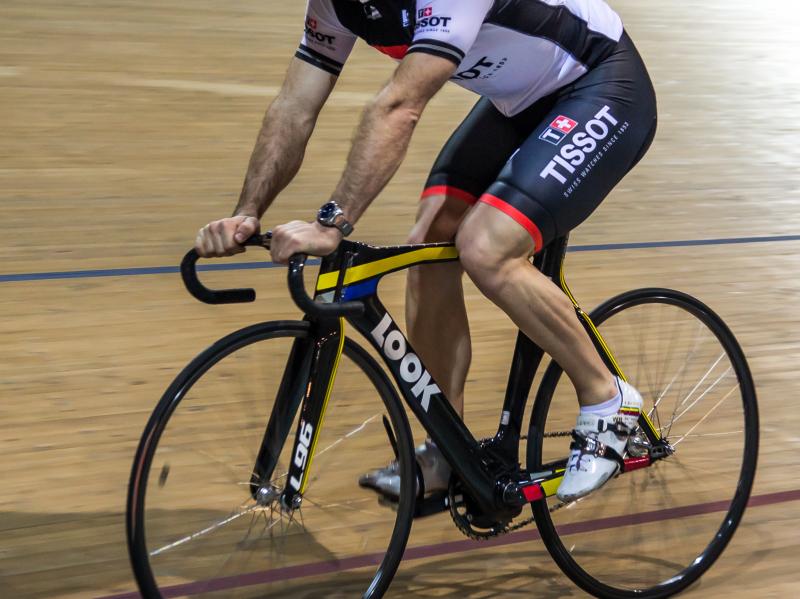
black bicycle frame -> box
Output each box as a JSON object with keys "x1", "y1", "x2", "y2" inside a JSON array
[
  {"x1": 181, "y1": 234, "x2": 666, "y2": 517},
  {"x1": 294, "y1": 236, "x2": 660, "y2": 515},
  {"x1": 248, "y1": 318, "x2": 344, "y2": 508}
]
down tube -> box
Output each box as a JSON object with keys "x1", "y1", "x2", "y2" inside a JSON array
[{"x1": 348, "y1": 294, "x2": 499, "y2": 513}]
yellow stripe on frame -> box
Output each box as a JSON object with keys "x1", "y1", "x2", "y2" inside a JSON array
[
  {"x1": 299, "y1": 318, "x2": 345, "y2": 494},
  {"x1": 582, "y1": 315, "x2": 627, "y2": 382},
  {"x1": 558, "y1": 262, "x2": 627, "y2": 382},
  {"x1": 559, "y1": 265, "x2": 580, "y2": 309},
  {"x1": 640, "y1": 409, "x2": 662, "y2": 441},
  {"x1": 541, "y1": 471, "x2": 564, "y2": 497},
  {"x1": 558, "y1": 260, "x2": 661, "y2": 442},
  {"x1": 316, "y1": 246, "x2": 459, "y2": 291}
]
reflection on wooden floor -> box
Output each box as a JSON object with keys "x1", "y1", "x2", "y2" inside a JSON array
[{"x1": 2, "y1": 0, "x2": 799, "y2": 597}]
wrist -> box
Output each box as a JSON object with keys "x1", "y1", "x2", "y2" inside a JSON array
[
  {"x1": 314, "y1": 220, "x2": 344, "y2": 240},
  {"x1": 233, "y1": 201, "x2": 260, "y2": 219}
]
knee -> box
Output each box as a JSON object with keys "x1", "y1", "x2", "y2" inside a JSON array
[
  {"x1": 455, "y1": 225, "x2": 505, "y2": 293},
  {"x1": 406, "y1": 197, "x2": 468, "y2": 245},
  {"x1": 406, "y1": 222, "x2": 448, "y2": 245}
]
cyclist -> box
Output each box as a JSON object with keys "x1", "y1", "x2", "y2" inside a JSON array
[{"x1": 195, "y1": 0, "x2": 657, "y2": 502}]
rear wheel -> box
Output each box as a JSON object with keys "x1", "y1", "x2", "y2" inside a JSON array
[
  {"x1": 527, "y1": 288, "x2": 758, "y2": 598},
  {"x1": 127, "y1": 320, "x2": 415, "y2": 598}
]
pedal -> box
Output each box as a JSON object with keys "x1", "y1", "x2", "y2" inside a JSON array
[
  {"x1": 373, "y1": 417, "x2": 450, "y2": 517},
  {"x1": 375, "y1": 489, "x2": 448, "y2": 518},
  {"x1": 377, "y1": 494, "x2": 400, "y2": 512},
  {"x1": 414, "y1": 491, "x2": 449, "y2": 518}
]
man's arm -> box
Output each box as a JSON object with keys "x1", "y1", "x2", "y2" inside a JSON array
[
  {"x1": 270, "y1": 52, "x2": 458, "y2": 262},
  {"x1": 196, "y1": 58, "x2": 337, "y2": 257},
  {"x1": 235, "y1": 58, "x2": 338, "y2": 219},
  {"x1": 333, "y1": 52, "x2": 457, "y2": 221}
]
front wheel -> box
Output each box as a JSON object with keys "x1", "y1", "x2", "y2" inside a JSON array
[
  {"x1": 127, "y1": 320, "x2": 416, "y2": 598},
  {"x1": 527, "y1": 288, "x2": 758, "y2": 598}
]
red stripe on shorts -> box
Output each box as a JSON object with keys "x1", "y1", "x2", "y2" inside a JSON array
[
  {"x1": 479, "y1": 194, "x2": 544, "y2": 253},
  {"x1": 373, "y1": 45, "x2": 409, "y2": 60},
  {"x1": 420, "y1": 185, "x2": 478, "y2": 205}
]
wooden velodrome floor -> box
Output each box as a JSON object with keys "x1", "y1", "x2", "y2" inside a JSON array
[{"x1": 2, "y1": 0, "x2": 800, "y2": 597}]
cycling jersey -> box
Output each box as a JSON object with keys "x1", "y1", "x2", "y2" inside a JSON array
[
  {"x1": 296, "y1": 0, "x2": 656, "y2": 252},
  {"x1": 298, "y1": 0, "x2": 623, "y2": 116}
]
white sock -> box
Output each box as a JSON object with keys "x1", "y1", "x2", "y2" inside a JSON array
[{"x1": 580, "y1": 380, "x2": 622, "y2": 418}]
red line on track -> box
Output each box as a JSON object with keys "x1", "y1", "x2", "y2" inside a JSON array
[{"x1": 99, "y1": 488, "x2": 800, "y2": 599}]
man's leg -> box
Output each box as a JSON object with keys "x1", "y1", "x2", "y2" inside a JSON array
[
  {"x1": 360, "y1": 98, "x2": 532, "y2": 499},
  {"x1": 404, "y1": 97, "x2": 527, "y2": 415},
  {"x1": 456, "y1": 202, "x2": 646, "y2": 502},
  {"x1": 458, "y1": 34, "x2": 657, "y2": 405},
  {"x1": 358, "y1": 194, "x2": 471, "y2": 499},
  {"x1": 406, "y1": 194, "x2": 472, "y2": 415},
  {"x1": 456, "y1": 204, "x2": 617, "y2": 407}
]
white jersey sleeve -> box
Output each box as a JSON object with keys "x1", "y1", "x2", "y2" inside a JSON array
[
  {"x1": 408, "y1": 0, "x2": 493, "y2": 65},
  {"x1": 296, "y1": 0, "x2": 358, "y2": 77}
]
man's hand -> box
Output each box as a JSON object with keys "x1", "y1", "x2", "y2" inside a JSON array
[
  {"x1": 271, "y1": 221, "x2": 342, "y2": 264},
  {"x1": 195, "y1": 215, "x2": 260, "y2": 257}
]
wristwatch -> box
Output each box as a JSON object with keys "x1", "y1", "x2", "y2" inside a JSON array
[{"x1": 317, "y1": 201, "x2": 354, "y2": 237}]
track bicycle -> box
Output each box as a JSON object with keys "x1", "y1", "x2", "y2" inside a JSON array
[{"x1": 127, "y1": 233, "x2": 758, "y2": 598}]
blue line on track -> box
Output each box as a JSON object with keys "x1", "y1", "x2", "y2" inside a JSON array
[
  {"x1": 0, "y1": 260, "x2": 320, "y2": 283},
  {"x1": 2, "y1": 234, "x2": 799, "y2": 283},
  {"x1": 567, "y1": 234, "x2": 800, "y2": 252}
]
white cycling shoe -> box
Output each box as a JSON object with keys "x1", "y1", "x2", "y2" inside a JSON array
[
  {"x1": 358, "y1": 439, "x2": 451, "y2": 500},
  {"x1": 557, "y1": 378, "x2": 643, "y2": 503}
]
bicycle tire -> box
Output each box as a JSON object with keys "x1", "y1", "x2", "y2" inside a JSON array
[
  {"x1": 127, "y1": 320, "x2": 416, "y2": 598},
  {"x1": 527, "y1": 288, "x2": 758, "y2": 598}
]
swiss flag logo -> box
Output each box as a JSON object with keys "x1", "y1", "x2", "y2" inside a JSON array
[
  {"x1": 307, "y1": 18, "x2": 317, "y2": 30},
  {"x1": 550, "y1": 116, "x2": 578, "y2": 133},
  {"x1": 419, "y1": 6, "x2": 433, "y2": 17}
]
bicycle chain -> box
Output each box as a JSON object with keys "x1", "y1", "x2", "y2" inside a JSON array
[
  {"x1": 448, "y1": 497, "x2": 569, "y2": 541},
  {"x1": 519, "y1": 430, "x2": 573, "y2": 440},
  {"x1": 449, "y1": 431, "x2": 571, "y2": 541}
]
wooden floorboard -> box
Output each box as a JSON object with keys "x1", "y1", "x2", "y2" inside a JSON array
[{"x1": 2, "y1": 0, "x2": 798, "y2": 596}]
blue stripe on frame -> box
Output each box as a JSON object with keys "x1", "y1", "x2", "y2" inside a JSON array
[
  {"x1": 341, "y1": 278, "x2": 380, "y2": 301},
  {"x1": 2, "y1": 234, "x2": 799, "y2": 283}
]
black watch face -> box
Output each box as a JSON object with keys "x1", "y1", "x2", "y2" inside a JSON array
[{"x1": 318, "y1": 202, "x2": 337, "y2": 221}]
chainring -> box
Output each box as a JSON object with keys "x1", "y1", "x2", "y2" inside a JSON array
[{"x1": 447, "y1": 477, "x2": 517, "y2": 540}]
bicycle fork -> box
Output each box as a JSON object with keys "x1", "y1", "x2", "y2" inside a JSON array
[{"x1": 249, "y1": 318, "x2": 345, "y2": 511}]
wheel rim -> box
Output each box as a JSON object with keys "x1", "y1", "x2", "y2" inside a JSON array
[
  {"x1": 129, "y1": 325, "x2": 413, "y2": 598},
  {"x1": 530, "y1": 290, "x2": 758, "y2": 596}
]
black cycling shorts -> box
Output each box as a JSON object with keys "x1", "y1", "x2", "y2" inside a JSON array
[{"x1": 422, "y1": 31, "x2": 657, "y2": 252}]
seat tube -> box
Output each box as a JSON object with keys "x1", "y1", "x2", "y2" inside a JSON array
[
  {"x1": 493, "y1": 238, "x2": 567, "y2": 450},
  {"x1": 495, "y1": 331, "x2": 544, "y2": 452}
]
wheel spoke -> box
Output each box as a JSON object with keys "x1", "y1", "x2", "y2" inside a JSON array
[
  {"x1": 668, "y1": 364, "x2": 732, "y2": 431},
  {"x1": 312, "y1": 414, "x2": 380, "y2": 460},
  {"x1": 132, "y1": 325, "x2": 414, "y2": 597},
  {"x1": 671, "y1": 384, "x2": 740, "y2": 447},
  {"x1": 531, "y1": 291, "x2": 757, "y2": 595},
  {"x1": 650, "y1": 320, "x2": 704, "y2": 414},
  {"x1": 149, "y1": 501, "x2": 259, "y2": 557}
]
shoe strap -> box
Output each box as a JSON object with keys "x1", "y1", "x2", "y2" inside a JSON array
[
  {"x1": 569, "y1": 430, "x2": 625, "y2": 470},
  {"x1": 576, "y1": 414, "x2": 634, "y2": 439}
]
